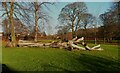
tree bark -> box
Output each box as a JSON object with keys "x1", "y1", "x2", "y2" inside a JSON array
[
  {"x1": 10, "y1": 2, "x2": 16, "y2": 47},
  {"x1": 2, "y1": 3, "x2": 10, "y2": 40},
  {"x1": 75, "y1": 17, "x2": 80, "y2": 32},
  {"x1": 34, "y1": 2, "x2": 39, "y2": 42},
  {"x1": 72, "y1": 21, "x2": 75, "y2": 38}
]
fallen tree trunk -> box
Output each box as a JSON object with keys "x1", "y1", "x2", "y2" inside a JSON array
[
  {"x1": 70, "y1": 44, "x2": 86, "y2": 50},
  {"x1": 17, "y1": 37, "x2": 103, "y2": 51},
  {"x1": 67, "y1": 37, "x2": 103, "y2": 51}
]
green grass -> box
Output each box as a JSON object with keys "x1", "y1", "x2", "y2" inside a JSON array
[
  {"x1": 37, "y1": 39, "x2": 59, "y2": 43},
  {"x1": 1, "y1": 44, "x2": 120, "y2": 72},
  {"x1": 85, "y1": 40, "x2": 120, "y2": 44}
]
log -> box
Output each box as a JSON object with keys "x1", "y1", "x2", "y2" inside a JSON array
[
  {"x1": 80, "y1": 42, "x2": 91, "y2": 50},
  {"x1": 91, "y1": 44, "x2": 100, "y2": 50},
  {"x1": 18, "y1": 42, "x2": 43, "y2": 47},
  {"x1": 72, "y1": 36, "x2": 78, "y2": 41},
  {"x1": 68, "y1": 40, "x2": 86, "y2": 50},
  {"x1": 17, "y1": 37, "x2": 103, "y2": 51},
  {"x1": 70, "y1": 44, "x2": 86, "y2": 50},
  {"x1": 18, "y1": 40, "x2": 32, "y2": 43},
  {"x1": 75, "y1": 37, "x2": 84, "y2": 43},
  {"x1": 95, "y1": 48, "x2": 103, "y2": 51},
  {"x1": 79, "y1": 41, "x2": 103, "y2": 51},
  {"x1": 44, "y1": 43, "x2": 51, "y2": 46},
  {"x1": 90, "y1": 44, "x2": 103, "y2": 51}
]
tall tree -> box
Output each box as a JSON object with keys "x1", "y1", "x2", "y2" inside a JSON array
[
  {"x1": 99, "y1": 2, "x2": 120, "y2": 41},
  {"x1": 2, "y1": 18, "x2": 29, "y2": 36},
  {"x1": 2, "y1": 2, "x2": 53, "y2": 44},
  {"x1": 81, "y1": 13, "x2": 95, "y2": 30},
  {"x1": 33, "y1": 2, "x2": 52, "y2": 42},
  {"x1": 2, "y1": 2, "x2": 35, "y2": 47},
  {"x1": 23, "y1": 2, "x2": 53, "y2": 42},
  {"x1": 57, "y1": 25, "x2": 70, "y2": 41},
  {"x1": 2, "y1": 1, "x2": 16, "y2": 47},
  {"x1": 58, "y1": 2, "x2": 87, "y2": 38},
  {"x1": 34, "y1": 2, "x2": 39, "y2": 42},
  {"x1": 80, "y1": 13, "x2": 95, "y2": 40}
]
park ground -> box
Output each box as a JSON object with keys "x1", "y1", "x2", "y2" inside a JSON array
[{"x1": 0, "y1": 41, "x2": 120, "y2": 72}]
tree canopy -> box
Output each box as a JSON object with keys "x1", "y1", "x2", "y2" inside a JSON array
[
  {"x1": 58, "y1": 2, "x2": 95, "y2": 38},
  {"x1": 99, "y1": 2, "x2": 120, "y2": 41}
]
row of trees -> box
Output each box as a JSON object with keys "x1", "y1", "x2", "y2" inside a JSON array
[
  {"x1": 2, "y1": 18, "x2": 30, "y2": 36},
  {"x1": 99, "y1": 2, "x2": 120, "y2": 41},
  {"x1": 1, "y1": 1, "x2": 53, "y2": 47},
  {"x1": 1, "y1": 1, "x2": 119, "y2": 47},
  {"x1": 57, "y1": 2, "x2": 120, "y2": 43}
]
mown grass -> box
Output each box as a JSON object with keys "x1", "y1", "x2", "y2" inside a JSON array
[
  {"x1": 37, "y1": 39, "x2": 59, "y2": 43},
  {"x1": 1, "y1": 44, "x2": 120, "y2": 72},
  {"x1": 85, "y1": 40, "x2": 120, "y2": 44}
]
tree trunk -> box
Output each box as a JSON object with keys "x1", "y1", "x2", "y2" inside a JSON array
[
  {"x1": 103, "y1": 37, "x2": 105, "y2": 44},
  {"x1": 83, "y1": 29, "x2": 86, "y2": 41},
  {"x1": 10, "y1": 2, "x2": 16, "y2": 47},
  {"x1": 94, "y1": 30, "x2": 97, "y2": 44},
  {"x1": 34, "y1": 2, "x2": 39, "y2": 42},
  {"x1": 72, "y1": 21, "x2": 75, "y2": 38},
  {"x1": 75, "y1": 18, "x2": 80, "y2": 35}
]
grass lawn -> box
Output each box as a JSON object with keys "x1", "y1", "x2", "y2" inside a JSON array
[
  {"x1": 1, "y1": 44, "x2": 120, "y2": 72},
  {"x1": 37, "y1": 39, "x2": 59, "y2": 43}
]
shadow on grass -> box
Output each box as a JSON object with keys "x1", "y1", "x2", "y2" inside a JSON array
[
  {"x1": 1, "y1": 54, "x2": 120, "y2": 73},
  {"x1": 75, "y1": 54, "x2": 120, "y2": 73},
  {"x1": 41, "y1": 53, "x2": 120, "y2": 72},
  {"x1": 1, "y1": 64, "x2": 16, "y2": 73},
  {"x1": 42, "y1": 63, "x2": 70, "y2": 72}
]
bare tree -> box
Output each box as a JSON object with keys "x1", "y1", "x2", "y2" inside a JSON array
[
  {"x1": 22, "y1": 2, "x2": 53, "y2": 42},
  {"x1": 34, "y1": 2, "x2": 39, "y2": 42},
  {"x1": 2, "y1": 1, "x2": 16, "y2": 47},
  {"x1": 34, "y1": 2, "x2": 52, "y2": 42},
  {"x1": 80, "y1": 13, "x2": 95, "y2": 40},
  {"x1": 57, "y1": 25, "x2": 70, "y2": 41},
  {"x1": 58, "y1": 2, "x2": 87, "y2": 38},
  {"x1": 81, "y1": 13, "x2": 95, "y2": 30},
  {"x1": 99, "y1": 2, "x2": 120, "y2": 42},
  {"x1": 2, "y1": 2, "x2": 31, "y2": 47},
  {"x1": 2, "y1": 2, "x2": 53, "y2": 46},
  {"x1": 2, "y1": 18, "x2": 29, "y2": 36}
]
